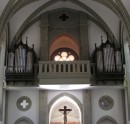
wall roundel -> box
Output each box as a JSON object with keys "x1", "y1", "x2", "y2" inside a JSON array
[
  {"x1": 16, "y1": 96, "x2": 32, "y2": 111},
  {"x1": 99, "y1": 95, "x2": 114, "y2": 111}
]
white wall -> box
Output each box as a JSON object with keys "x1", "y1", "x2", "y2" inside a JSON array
[
  {"x1": 21, "y1": 19, "x2": 107, "y2": 58},
  {"x1": 6, "y1": 89, "x2": 125, "y2": 124},
  {"x1": 9, "y1": 0, "x2": 49, "y2": 41},
  {"x1": 47, "y1": 90, "x2": 83, "y2": 104},
  {"x1": 91, "y1": 89, "x2": 124, "y2": 124},
  {"x1": 23, "y1": 21, "x2": 40, "y2": 56},
  {"x1": 88, "y1": 20, "x2": 107, "y2": 55},
  {"x1": 0, "y1": 0, "x2": 9, "y2": 15},
  {"x1": 7, "y1": 90, "x2": 39, "y2": 124},
  {"x1": 79, "y1": 0, "x2": 120, "y2": 40},
  {"x1": 8, "y1": 0, "x2": 120, "y2": 43},
  {"x1": 122, "y1": 0, "x2": 130, "y2": 14}
]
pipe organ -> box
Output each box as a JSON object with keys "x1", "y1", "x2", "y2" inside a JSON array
[
  {"x1": 92, "y1": 36, "x2": 124, "y2": 84},
  {"x1": 5, "y1": 38, "x2": 37, "y2": 84}
]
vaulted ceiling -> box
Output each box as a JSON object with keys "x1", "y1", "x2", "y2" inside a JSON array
[{"x1": 0, "y1": 0, "x2": 130, "y2": 45}]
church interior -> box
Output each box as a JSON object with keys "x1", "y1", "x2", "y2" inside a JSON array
[{"x1": 0, "y1": 0, "x2": 130, "y2": 124}]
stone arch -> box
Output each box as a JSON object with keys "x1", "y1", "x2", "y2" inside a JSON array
[
  {"x1": 49, "y1": 34, "x2": 80, "y2": 57},
  {"x1": 14, "y1": 116, "x2": 34, "y2": 124},
  {"x1": 97, "y1": 116, "x2": 118, "y2": 124},
  {"x1": 48, "y1": 92, "x2": 83, "y2": 124},
  {"x1": 10, "y1": 3, "x2": 117, "y2": 47},
  {"x1": 1, "y1": 0, "x2": 130, "y2": 43}
]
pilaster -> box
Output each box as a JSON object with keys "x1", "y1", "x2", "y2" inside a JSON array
[
  {"x1": 0, "y1": 27, "x2": 6, "y2": 121},
  {"x1": 79, "y1": 13, "x2": 89, "y2": 60},
  {"x1": 124, "y1": 39, "x2": 130, "y2": 121},
  {"x1": 40, "y1": 13, "x2": 49, "y2": 61},
  {"x1": 39, "y1": 90, "x2": 48, "y2": 124},
  {"x1": 82, "y1": 90, "x2": 92, "y2": 124}
]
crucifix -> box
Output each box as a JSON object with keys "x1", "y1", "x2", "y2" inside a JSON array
[{"x1": 59, "y1": 106, "x2": 72, "y2": 124}]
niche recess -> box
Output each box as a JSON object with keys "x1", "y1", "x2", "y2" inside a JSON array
[
  {"x1": 50, "y1": 35, "x2": 79, "y2": 61},
  {"x1": 49, "y1": 96, "x2": 81, "y2": 124}
]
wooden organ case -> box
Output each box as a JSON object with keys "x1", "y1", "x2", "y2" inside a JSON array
[
  {"x1": 5, "y1": 38, "x2": 38, "y2": 86},
  {"x1": 92, "y1": 36, "x2": 124, "y2": 85}
]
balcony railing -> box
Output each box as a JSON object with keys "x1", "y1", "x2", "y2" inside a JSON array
[
  {"x1": 38, "y1": 61, "x2": 91, "y2": 85},
  {"x1": 39, "y1": 61, "x2": 90, "y2": 73}
]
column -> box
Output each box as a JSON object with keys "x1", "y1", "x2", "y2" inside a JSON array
[
  {"x1": 0, "y1": 27, "x2": 6, "y2": 122},
  {"x1": 0, "y1": 84, "x2": 3, "y2": 122},
  {"x1": 79, "y1": 13, "x2": 89, "y2": 60},
  {"x1": 124, "y1": 39, "x2": 130, "y2": 121},
  {"x1": 82, "y1": 90, "x2": 92, "y2": 124},
  {"x1": 39, "y1": 90, "x2": 48, "y2": 124},
  {"x1": 40, "y1": 13, "x2": 49, "y2": 61}
]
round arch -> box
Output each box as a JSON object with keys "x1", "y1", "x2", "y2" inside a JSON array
[
  {"x1": 48, "y1": 92, "x2": 83, "y2": 124},
  {"x1": 49, "y1": 34, "x2": 80, "y2": 57}
]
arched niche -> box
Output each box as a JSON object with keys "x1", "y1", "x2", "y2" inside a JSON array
[
  {"x1": 14, "y1": 116, "x2": 34, "y2": 124},
  {"x1": 49, "y1": 35, "x2": 80, "y2": 58},
  {"x1": 97, "y1": 116, "x2": 118, "y2": 124},
  {"x1": 48, "y1": 92, "x2": 82, "y2": 124}
]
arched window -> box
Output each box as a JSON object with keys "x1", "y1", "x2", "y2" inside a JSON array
[
  {"x1": 50, "y1": 35, "x2": 80, "y2": 61},
  {"x1": 51, "y1": 48, "x2": 79, "y2": 61}
]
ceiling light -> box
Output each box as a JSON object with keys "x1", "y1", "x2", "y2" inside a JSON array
[{"x1": 39, "y1": 84, "x2": 90, "y2": 90}]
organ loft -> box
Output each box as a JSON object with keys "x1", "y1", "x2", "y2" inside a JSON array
[{"x1": 0, "y1": 1, "x2": 130, "y2": 124}]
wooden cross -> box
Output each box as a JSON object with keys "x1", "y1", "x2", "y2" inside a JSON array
[
  {"x1": 59, "y1": 106, "x2": 72, "y2": 124},
  {"x1": 59, "y1": 14, "x2": 69, "y2": 21}
]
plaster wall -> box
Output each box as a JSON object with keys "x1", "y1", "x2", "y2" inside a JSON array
[
  {"x1": 8, "y1": 0, "x2": 120, "y2": 43},
  {"x1": 6, "y1": 90, "x2": 39, "y2": 124},
  {"x1": 5, "y1": 89, "x2": 125, "y2": 124},
  {"x1": 0, "y1": 0, "x2": 9, "y2": 15},
  {"x1": 79, "y1": 0, "x2": 120, "y2": 41},
  {"x1": 22, "y1": 21, "x2": 40, "y2": 56},
  {"x1": 91, "y1": 89, "x2": 124, "y2": 124},
  {"x1": 22, "y1": 19, "x2": 107, "y2": 57},
  {"x1": 47, "y1": 90, "x2": 83, "y2": 104},
  {"x1": 88, "y1": 20, "x2": 107, "y2": 55},
  {"x1": 122, "y1": 0, "x2": 130, "y2": 13},
  {"x1": 9, "y1": 0, "x2": 48, "y2": 41},
  {"x1": 9, "y1": 1, "x2": 85, "y2": 42},
  {"x1": 43, "y1": 1, "x2": 86, "y2": 13}
]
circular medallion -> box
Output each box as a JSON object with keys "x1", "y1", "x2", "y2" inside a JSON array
[
  {"x1": 17, "y1": 96, "x2": 32, "y2": 111},
  {"x1": 99, "y1": 95, "x2": 114, "y2": 110}
]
